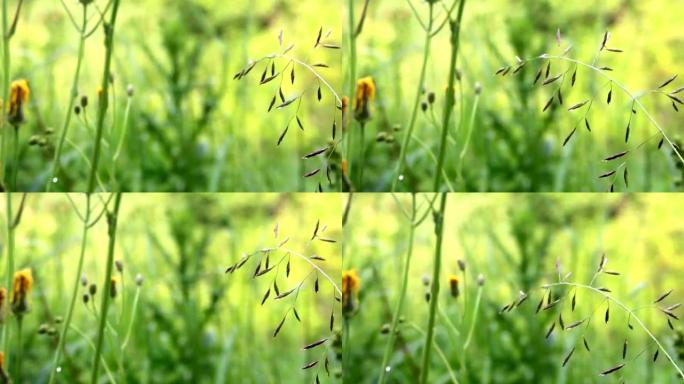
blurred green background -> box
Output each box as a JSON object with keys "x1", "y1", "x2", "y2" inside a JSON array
[
  {"x1": 0, "y1": 193, "x2": 341, "y2": 383},
  {"x1": 348, "y1": 0, "x2": 684, "y2": 191},
  {"x1": 343, "y1": 193, "x2": 684, "y2": 383},
  {"x1": 11, "y1": 0, "x2": 340, "y2": 191}
]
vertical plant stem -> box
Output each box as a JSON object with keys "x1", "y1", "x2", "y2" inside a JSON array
[
  {"x1": 460, "y1": 285, "x2": 482, "y2": 383},
  {"x1": 392, "y1": 3, "x2": 433, "y2": 192},
  {"x1": 48, "y1": 4, "x2": 88, "y2": 191},
  {"x1": 456, "y1": 90, "x2": 479, "y2": 185},
  {"x1": 433, "y1": 0, "x2": 466, "y2": 192},
  {"x1": 0, "y1": 0, "x2": 11, "y2": 186},
  {"x1": 48, "y1": 194, "x2": 92, "y2": 384},
  {"x1": 357, "y1": 122, "x2": 365, "y2": 189},
  {"x1": 419, "y1": 192, "x2": 447, "y2": 384},
  {"x1": 87, "y1": 0, "x2": 121, "y2": 194},
  {"x1": 11, "y1": 125, "x2": 17, "y2": 191},
  {"x1": 345, "y1": 0, "x2": 357, "y2": 185},
  {"x1": 91, "y1": 192, "x2": 122, "y2": 384},
  {"x1": 1, "y1": 192, "x2": 14, "y2": 364},
  {"x1": 14, "y1": 316, "x2": 21, "y2": 380},
  {"x1": 378, "y1": 194, "x2": 417, "y2": 383}
]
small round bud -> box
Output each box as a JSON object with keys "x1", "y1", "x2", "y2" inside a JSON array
[
  {"x1": 457, "y1": 259, "x2": 466, "y2": 272},
  {"x1": 421, "y1": 101, "x2": 428, "y2": 112},
  {"x1": 380, "y1": 324, "x2": 391, "y2": 334},
  {"x1": 474, "y1": 82, "x2": 482, "y2": 95},
  {"x1": 421, "y1": 274, "x2": 430, "y2": 286},
  {"x1": 477, "y1": 274, "x2": 485, "y2": 286},
  {"x1": 80, "y1": 274, "x2": 88, "y2": 287},
  {"x1": 115, "y1": 260, "x2": 123, "y2": 273},
  {"x1": 83, "y1": 293, "x2": 90, "y2": 304},
  {"x1": 126, "y1": 84, "x2": 134, "y2": 97},
  {"x1": 135, "y1": 273, "x2": 144, "y2": 286},
  {"x1": 89, "y1": 283, "x2": 97, "y2": 296},
  {"x1": 74, "y1": 105, "x2": 81, "y2": 115},
  {"x1": 427, "y1": 92, "x2": 435, "y2": 104},
  {"x1": 80, "y1": 95, "x2": 88, "y2": 108}
]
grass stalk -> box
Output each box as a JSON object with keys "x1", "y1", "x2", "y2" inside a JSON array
[
  {"x1": 456, "y1": 89, "x2": 480, "y2": 184},
  {"x1": 419, "y1": 192, "x2": 447, "y2": 384},
  {"x1": 48, "y1": 194, "x2": 93, "y2": 384},
  {"x1": 459, "y1": 284, "x2": 482, "y2": 383},
  {"x1": 91, "y1": 192, "x2": 122, "y2": 383},
  {"x1": 392, "y1": 3, "x2": 434, "y2": 192},
  {"x1": 378, "y1": 194, "x2": 417, "y2": 383},
  {"x1": 345, "y1": 0, "x2": 357, "y2": 187},
  {"x1": 0, "y1": 0, "x2": 10, "y2": 186},
  {"x1": 433, "y1": 0, "x2": 467, "y2": 192},
  {"x1": 1, "y1": 192, "x2": 15, "y2": 363},
  {"x1": 87, "y1": 0, "x2": 122, "y2": 194},
  {"x1": 48, "y1": 4, "x2": 88, "y2": 191}
]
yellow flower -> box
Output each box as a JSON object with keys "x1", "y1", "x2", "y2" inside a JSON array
[
  {"x1": 354, "y1": 77, "x2": 375, "y2": 123},
  {"x1": 342, "y1": 269, "x2": 361, "y2": 316},
  {"x1": 11, "y1": 268, "x2": 32, "y2": 315},
  {"x1": 448, "y1": 275, "x2": 460, "y2": 299},
  {"x1": 8, "y1": 79, "x2": 30, "y2": 125}
]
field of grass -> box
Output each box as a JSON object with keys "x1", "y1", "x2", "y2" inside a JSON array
[
  {"x1": 0, "y1": 193, "x2": 341, "y2": 383},
  {"x1": 342, "y1": 193, "x2": 684, "y2": 383},
  {"x1": 344, "y1": 0, "x2": 684, "y2": 192},
  {"x1": 1, "y1": 0, "x2": 340, "y2": 192}
]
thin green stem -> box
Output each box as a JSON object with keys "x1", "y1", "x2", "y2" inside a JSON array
[
  {"x1": 1, "y1": 192, "x2": 15, "y2": 364},
  {"x1": 456, "y1": 90, "x2": 480, "y2": 184},
  {"x1": 357, "y1": 123, "x2": 365, "y2": 189},
  {"x1": 406, "y1": 321, "x2": 459, "y2": 384},
  {"x1": 460, "y1": 285, "x2": 482, "y2": 382},
  {"x1": 419, "y1": 192, "x2": 447, "y2": 384},
  {"x1": 433, "y1": 0, "x2": 467, "y2": 192},
  {"x1": 11, "y1": 125, "x2": 17, "y2": 191},
  {"x1": 378, "y1": 194, "x2": 417, "y2": 383},
  {"x1": 392, "y1": 3, "x2": 434, "y2": 192},
  {"x1": 91, "y1": 192, "x2": 122, "y2": 384},
  {"x1": 120, "y1": 286, "x2": 140, "y2": 351},
  {"x1": 14, "y1": 316, "x2": 21, "y2": 380},
  {"x1": 346, "y1": 0, "x2": 357, "y2": 185},
  {"x1": 48, "y1": 194, "x2": 92, "y2": 384},
  {"x1": 1, "y1": 0, "x2": 11, "y2": 186},
  {"x1": 87, "y1": 0, "x2": 121, "y2": 194},
  {"x1": 48, "y1": 4, "x2": 88, "y2": 191}
]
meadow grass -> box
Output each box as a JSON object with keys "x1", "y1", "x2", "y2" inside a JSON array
[{"x1": 342, "y1": 193, "x2": 684, "y2": 383}]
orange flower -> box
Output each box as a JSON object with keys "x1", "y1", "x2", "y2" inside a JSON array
[
  {"x1": 353, "y1": 77, "x2": 375, "y2": 122},
  {"x1": 11, "y1": 268, "x2": 33, "y2": 315},
  {"x1": 8, "y1": 79, "x2": 30, "y2": 125},
  {"x1": 342, "y1": 269, "x2": 361, "y2": 316}
]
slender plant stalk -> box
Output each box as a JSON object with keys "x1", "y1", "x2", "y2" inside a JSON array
[
  {"x1": 91, "y1": 192, "x2": 122, "y2": 383},
  {"x1": 14, "y1": 316, "x2": 21, "y2": 380},
  {"x1": 48, "y1": 194, "x2": 93, "y2": 384},
  {"x1": 357, "y1": 123, "x2": 366, "y2": 189},
  {"x1": 460, "y1": 284, "x2": 482, "y2": 383},
  {"x1": 407, "y1": 322, "x2": 459, "y2": 384},
  {"x1": 392, "y1": 3, "x2": 434, "y2": 192},
  {"x1": 1, "y1": 192, "x2": 14, "y2": 365},
  {"x1": 419, "y1": 192, "x2": 447, "y2": 384},
  {"x1": 456, "y1": 89, "x2": 480, "y2": 184},
  {"x1": 48, "y1": 4, "x2": 88, "y2": 191},
  {"x1": 11, "y1": 126, "x2": 17, "y2": 190},
  {"x1": 378, "y1": 194, "x2": 417, "y2": 383},
  {"x1": 87, "y1": 0, "x2": 122, "y2": 194},
  {"x1": 346, "y1": 0, "x2": 357, "y2": 188},
  {"x1": 0, "y1": 0, "x2": 11, "y2": 186},
  {"x1": 433, "y1": 0, "x2": 467, "y2": 191}
]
